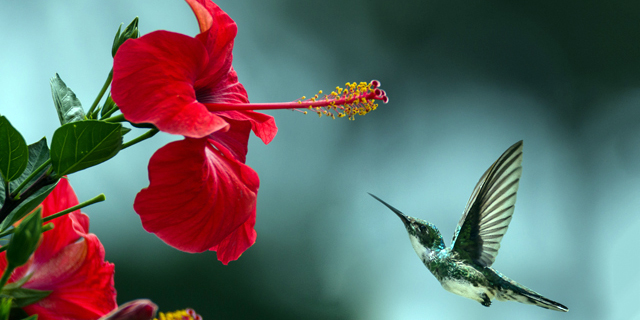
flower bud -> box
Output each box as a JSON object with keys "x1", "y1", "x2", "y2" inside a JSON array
[
  {"x1": 6, "y1": 209, "x2": 42, "y2": 268},
  {"x1": 112, "y1": 17, "x2": 139, "y2": 57}
]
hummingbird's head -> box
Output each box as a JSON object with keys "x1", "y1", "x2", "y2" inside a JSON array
[{"x1": 369, "y1": 193, "x2": 445, "y2": 255}]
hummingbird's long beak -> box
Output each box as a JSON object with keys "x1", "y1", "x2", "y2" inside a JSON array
[{"x1": 368, "y1": 193, "x2": 411, "y2": 226}]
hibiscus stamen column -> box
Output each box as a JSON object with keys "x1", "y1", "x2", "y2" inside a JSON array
[{"x1": 203, "y1": 80, "x2": 388, "y2": 120}]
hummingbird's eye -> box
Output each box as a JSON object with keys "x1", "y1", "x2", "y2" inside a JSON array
[{"x1": 418, "y1": 224, "x2": 427, "y2": 233}]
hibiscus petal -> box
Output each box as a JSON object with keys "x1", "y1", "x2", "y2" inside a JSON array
[
  {"x1": 134, "y1": 138, "x2": 259, "y2": 253},
  {"x1": 22, "y1": 234, "x2": 116, "y2": 320},
  {"x1": 112, "y1": 30, "x2": 229, "y2": 138},
  {"x1": 189, "y1": 0, "x2": 237, "y2": 78},
  {"x1": 35, "y1": 178, "x2": 90, "y2": 262},
  {"x1": 185, "y1": 0, "x2": 214, "y2": 34},
  {"x1": 195, "y1": 66, "x2": 248, "y2": 106},
  {"x1": 208, "y1": 117, "x2": 250, "y2": 163},
  {"x1": 209, "y1": 209, "x2": 257, "y2": 265},
  {"x1": 217, "y1": 109, "x2": 278, "y2": 145}
]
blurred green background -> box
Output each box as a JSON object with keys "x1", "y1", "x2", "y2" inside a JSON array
[{"x1": 2, "y1": 0, "x2": 640, "y2": 319}]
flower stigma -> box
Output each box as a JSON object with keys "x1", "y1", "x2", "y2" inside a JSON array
[{"x1": 204, "y1": 80, "x2": 388, "y2": 120}]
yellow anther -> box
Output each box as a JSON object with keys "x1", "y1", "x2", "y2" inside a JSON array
[{"x1": 154, "y1": 309, "x2": 199, "y2": 320}]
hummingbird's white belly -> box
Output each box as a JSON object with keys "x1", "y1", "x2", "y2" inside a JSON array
[
  {"x1": 440, "y1": 278, "x2": 496, "y2": 303},
  {"x1": 409, "y1": 235, "x2": 432, "y2": 262}
]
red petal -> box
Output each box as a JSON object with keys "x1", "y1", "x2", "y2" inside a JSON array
[
  {"x1": 195, "y1": 66, "x2": 248, "y2": 106},
  {"x1": 208, "y1": 116, "x2": 251, "y2": 163},
  {"x1": 190, "y1": 0, "x2": 237, "y2": 71},
  {"x1": 112, "y1": 31, "x2": 229, "y2": 138},
  {"x1": 36, "y1": 178, "x2": 90, "y2": 262},
  {"x1": 185, "y1": 0, "x2": 214, "y2": 34},
  {"x1": 22, "y1": 235, "x2": 116, "y2": 320},
  {"x1": 217, "y1": 109, "x2": 278, "y2": 145},
  {"x1": 209, "y1": 209, "x2": 257, "y2": 265},
  {"x1": 134, "y1": 138, "x2": 259, "y2": 253}
]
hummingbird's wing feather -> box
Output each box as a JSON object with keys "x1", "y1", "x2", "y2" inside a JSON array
[
  {"x1": 451, "y1": 140, "x2": 523, "y2": 267},
  {"x1": 488, "y1": 268, "x2": 569, "y2": 312}
]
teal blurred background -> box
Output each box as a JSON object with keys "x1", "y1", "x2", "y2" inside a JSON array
[{"x1": 2, "y1": 0, "x2": 640, "y2": 319}]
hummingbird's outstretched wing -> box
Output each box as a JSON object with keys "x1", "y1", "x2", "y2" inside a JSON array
[{"x1": 451, "y1": 140, "x2": 523, "y2": 267}]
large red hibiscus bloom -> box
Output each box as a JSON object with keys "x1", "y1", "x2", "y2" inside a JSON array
[
  {"x1": 111, "y1": 0, "x2": 387, "y2": 264},
  {"x1": 0, "y1": 178, "x2": 116, "y2": 319},
  {"x1": 112, "y1": 0, "x2": 275, "y2": 264}
]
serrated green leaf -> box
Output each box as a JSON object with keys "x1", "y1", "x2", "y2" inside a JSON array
[
  {"x1": 0, "y1": 286, "x2": 51, "y2": 309},
  {"x1": 0, "y1": 117, "x2": 28, "y2": 183},
  {"x1": 50, "y1": 120, "x2": 122, "y2": 176},
  {"x1": 50, "y1": 74, "x2": 85, "y2": 125},
  {"x1": 0, "y1": 179, "x2": 57, "y2": 232}
]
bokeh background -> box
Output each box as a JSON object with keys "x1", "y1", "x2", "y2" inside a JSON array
[{"x1": 2, "y1": 0, "x2": 640, "y2": 319}]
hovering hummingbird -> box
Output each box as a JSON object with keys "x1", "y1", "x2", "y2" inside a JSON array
[{"x1": 370, "y1": 141, "x2": 568, "y2": 312}]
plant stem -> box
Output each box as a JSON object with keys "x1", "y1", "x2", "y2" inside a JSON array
[
  {"x1": 10, "y1": 159, "x2": 51, "y2": 199},
  {"x1": 43, "y1": 193, "x2": 106, "y2": 223},
  {"x1": 0, "y1": 222, "x2": 54, "y2": 240},
  {"x1": 0, "y1": 264, "x2": 14, "y2": 288},
  {"x1": 87, "y1": 69, "x2": 114, "y2": 117},
  {"x1": 122, "y1": 128, "x2": 159, "y2": 150},
  {"x1": 103, "y1": 114, "x2": 125, "y2": 123}
]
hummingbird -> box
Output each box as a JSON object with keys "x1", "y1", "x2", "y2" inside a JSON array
[{"x1": 369, "y1": 141, "x2": 568, "y2": 312}]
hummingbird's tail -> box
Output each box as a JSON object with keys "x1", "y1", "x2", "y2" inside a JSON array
[{"x1": 491, "y1": 269, "x2": 569, "y2": 312}]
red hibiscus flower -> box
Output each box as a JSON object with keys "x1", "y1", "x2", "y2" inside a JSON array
[
  {"x1": 0, "y1": 178, "x2": 117, "y2": 319},
  {"x1": 111, "y1": 0, "x2": 387, "y2": 264}
]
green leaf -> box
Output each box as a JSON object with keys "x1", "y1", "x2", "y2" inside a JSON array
[
  {"x1": 0, "y1": 286, "x2": 51, "y2": 309},
  {"x1": 0, "y1": 138, "x2": 56, "y2": 231},
  {"x1": 50, "y1": 74, "x2": 85, "y2": 125},
  {"x1": 120, "y1": 126, "x2": 131, "y2": 136},
  {"x1": 0, "y1": 179, "x2": 57, "y2": 232},
  {"x1": 50, "y1": 120, "x2": 122, "y2": 177},
  {"x1": 8, "y1": 138, "x2": 50, "y2": 195},
  {"x1": 0, "y1": 117, "x2": 28, "y2": 183},
  {"x1": 6, "y1": 209, "x2": 42, "y2": 267}
]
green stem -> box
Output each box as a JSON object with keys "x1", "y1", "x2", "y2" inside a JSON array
[
  {"x1": 0, "y1": 264, "x2": 14, "y2": 288},
  {"x1": 11, "y1": 159, "x2": 51, "y2": 199},
  {"x1": 103, "y1": 114, "x2": 125, "y2": 123},
  {"x1": 122, "y1": 128, "x2": 159, "y2": 150},
  {"x1": 87, "y1": 69, "x2": 113, "y2": 117},
  {"x1": 43, "y1": 193, "x2": 106, "y2": 223},
  {"x1": 100, "y1": 96, "x2": 118, "y2": 120},
  {"x1": 0, "y1": 223, "x2": 54, "y2": 242}
]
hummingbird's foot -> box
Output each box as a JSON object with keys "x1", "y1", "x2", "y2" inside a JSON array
[{"x1": 481, "y1": 294, "x2": 492, "y2": 307}]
